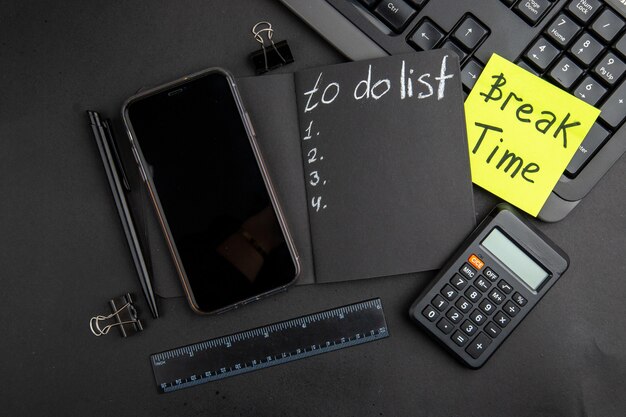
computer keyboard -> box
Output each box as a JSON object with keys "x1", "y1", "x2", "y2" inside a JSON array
[{"x1": 353, "y1": 0, "x2": 625, "y2": 179}]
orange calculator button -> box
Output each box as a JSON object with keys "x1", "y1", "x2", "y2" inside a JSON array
[{"x1": 468, "y1": 254, "x2": 484, "y2": 270}]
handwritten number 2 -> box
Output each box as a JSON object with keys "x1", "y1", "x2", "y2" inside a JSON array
[{"x1": 308, "y1": 148, "x2": 317, "y2": 163}]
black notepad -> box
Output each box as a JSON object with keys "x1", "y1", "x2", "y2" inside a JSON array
[
  {"x1": 241, "y1": 50, "x2": 475, "y2": 284},
  {"x1": 145, "y1": 50, "x2": 476, "y2": 297}
]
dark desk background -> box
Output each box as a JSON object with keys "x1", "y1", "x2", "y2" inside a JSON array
[{"x1": 2, "y1": 1, "x2": 625, "y2": 416}]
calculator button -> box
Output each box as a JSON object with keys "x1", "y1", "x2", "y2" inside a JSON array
[
  {"x1": 409, "y1": 19, "x2": 445, "y2": 50},
  {"x1": 452, "y1": 330, "x2": 469, "y2": 347},
  {"x1": 525, "y1": 37, "x2": 560, "y2": 71},
  {"x1": 466, "y1": 332, "x2": 492, "y2": 359},
  {"x1": 515, "y1": 0, "x2": 551, "y2": 25},
  {"x1": 483, "y1": 267, "x2": 499, "y2": 282},
  {"x1": 441, "y1": 284, "x2": 458, "y2": 301},
  {"x1": 451, "y1": 273, "x2": 468, "y2": 290},
  {"x1": 455, "y1": 297, "x2": 472, "y2": 313},
  {"x1": 453, "y1": 16, "x2": 488, "y2": 50},
  {"x1": 590, "y1": 9, "x2": 625, "y2": 43},
  {"x1": 373, "y1": 0, "x2": 417, "y2": 33},
  {"x1": 593, "y1": 52, "x2": 626, "y2": 86},
  {"x1": 550, "y1": 56, "x2": 583, "y2": 89},
  {"x1": 479, "y1": 299, "x2": 496, "y2": 315},
  {"x1": 469, "y1": 309, "x2": 487, "y2": 325},
  {"x1": 446, "y1": 307, "x2": 463, "y2": 324},
  {"x1": 437, "y1": 318, "x2": 454, "y2": 334},
  {"x1": 474, "y1": 276, "x2": 491, "y2": 292},
  {"x1": 485, "y1": 322, "x2": 502, "y2": 338},
  {"x1": 432, "y1": 295, "x2": 449, "y2": 311},
  {"x1": 494, "y1": 311, "x2": 510, "y2": 328},
  {"x1": 461, "y1": 320, "x2": 478, "y2": 336},
  {"x1": 465, "y1": 286, "x2": 481, "y2": 302},
  {"x1": 422, "y1": 305, "x2": 440, "y2": 322},
  {"x1": 572, "y1": 76, "x2": 607, "y2": 106},
  {"x1": 513, "y1": 292, "x2": 528, "y2": 306},
  {"x1": 488, "y1": 289, "x2": 505, "y2": 304},
  {"x1": 459, "y1": 263, "x2": 477, "y2": 280},
  {"x1": 545, "y1": 14, "x2": 580, "y2": 47},
  {"x1": 468, "y1": 254, "x2": 484, "y2": 270},
  {"x1": 497, "y1": 280, "x2": 513, "y2": 294},
  {"x1": 503, "y1": 301, "x2": 520, "y2": 317},
  {"x1": 569, "y1": 32, "x2": 604, "y2": 66},
  {"x1": 566, "y1": 0, "x2": 601, "y2": 24}
]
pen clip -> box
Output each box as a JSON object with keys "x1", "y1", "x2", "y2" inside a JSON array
[{"x1": 102, "y1": 120, "x2": 131, "y2": 192}]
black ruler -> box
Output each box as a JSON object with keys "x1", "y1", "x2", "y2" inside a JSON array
[{"x1": 150, "y1": 298, "x2": 389, "y2": 393}]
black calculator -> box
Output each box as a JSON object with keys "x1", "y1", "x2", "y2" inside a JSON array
[{"x1": 409, "y1": 204, "x2": 569, "y2": 368}]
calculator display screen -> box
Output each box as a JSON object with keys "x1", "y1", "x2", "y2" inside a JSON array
[{"x1": 481, "y1": 228, "x2": 549, "y2": 290}]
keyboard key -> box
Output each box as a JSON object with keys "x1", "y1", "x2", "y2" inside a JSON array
[
  {"x1": 465, "y1": 286, "x2": 481, "y2": 302},
  {"x1": 461, "y1": 59, "x2": 484, "y2": 89},
  {"x1": 474, "y1": 276, "x2": 492, "y2": 292},
  {"x1": 512, "y1": 292, "x2": 528, "y2": 306},
  {"x1": 566, "y1": 0, "x2": 602, "y2": 23},
  {"x1": 446, "y1": 307, "x2": 463, "y2": 323},
  {"x1": 479, "y1": 299, "x2": 496, "y2": 315},
  {"x1": 422, "y1": 305, "x2": 440, "y2": 321},
  {"x1": 406, "y1": 0, "x2": 427, "y2": 9},
  {"x1": 601, "y1": 81, "x2": 626, "y2": 127},
  {"x1": 494, "y1": 311, "x2": 510, "y2": 328},
  {"x1": 409, "y1": 19, "x2": 445, "y2": 50},
  {"x1": 453, "y1": 16, "x2": 488, "y2": 50},
  {"x1": 359, "y1": 0, "x2": 381, "y2": 8},
  {"x1": 503, "y1": 301, "x2": 521, "y2": 317},
  {"x1": 461, "y1": 319, "x2": 478, "y2": 336},
  {"x1": 459, "y1": 263, "x2": 477, "y2": 280},
  {"x1": 465, "y1": 332, "x2": 492, "y2": 359},
  {"x1": 455, "y1": 296, "x2": 472, "y2": 313},
  {"x1": 517, "y1": 60, "x2": 540, "y2": 75},
  {"x1": 591, "y1": 8, "x2": 625, "y2": 42},
  {"x1": 432, "y1": 294, "x2": 449, "y2": 311},
  {"x1": 546, "y1": 13, "x2": 580, "y2": 46},
  {"x1": 489, "y1": 288, "x2": 505, "y2": 304},
  {"x1": 469, "y1": 309, "x2": 487, "y2": 325},
  {"x1": 515, "y1": 0, "x2": 552, "y2": 25},
  {"x1": 451, "y1": 273, "x2": 468, "y2": 290},
  {"x1": 550, "y1": 56, "x2": 583, "y2": 89},
  {"x1": 441, "y1": 284, "x2": 458, "y2": 301},
  {"x1": 616, "y1": 32, "x2": 626, "y2": 58},
  {"x1": 452, "y1": 330, "x2": 469, "y2": 347},
  {"x1": 374, "y1": 0, "x2": 417, "y2": 33},
  {"x1": 497, "y1": 280, "x2": 513, "y2": 294},
  {"x1": 525, "y1": 37, "x2": 560, "y2": 71},
  {"x1": 569, "y1": 32, "x2": 604, "y2": 66},
  {"x1": 441, "y1": 40, "x2": 467, "y2": 62},
  {"x1": 566, "y1": 123, "x2": 610, "y2": 176},
  {"x1": 437, "y1": 318, "x2": 453, "y2": 334},
  {"x1": 501, "y1": 0, "x2": 516, "y2": 7},
  {"x1": 485, "y1": 322, "x2": 502, "y2": 338},
  {"x1": 572, "y1": 75, "x2": 607, "y2": 106},
  {"x1": 594, "y1": 52, "x2": 626, "y2": 86}
]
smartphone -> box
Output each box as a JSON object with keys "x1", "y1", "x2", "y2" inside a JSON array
[{"x1": 122, "y1": 68, "x2": 300, "y2": 314}]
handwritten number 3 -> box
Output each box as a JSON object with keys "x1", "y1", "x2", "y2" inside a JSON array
[{"x1": 309, "y1": 171, "x2": 320, "y2": 186}]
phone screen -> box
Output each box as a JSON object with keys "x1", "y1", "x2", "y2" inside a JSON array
[{"x1": 127, "y1": 71, "x2": 297, "y2": 313}]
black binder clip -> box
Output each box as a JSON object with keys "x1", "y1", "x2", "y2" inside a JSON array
[
  {"x1": 89, "y1": 293, "x2": 144, "y2": 338},
  {"x1": 250, "y1": 21, "x2": 294, "y2": 75}
]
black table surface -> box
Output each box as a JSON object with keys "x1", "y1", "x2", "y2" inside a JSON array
[{"x1": 2, "y1": 1, "x2": 625, "y2": 416}]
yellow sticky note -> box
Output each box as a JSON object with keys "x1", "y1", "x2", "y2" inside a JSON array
[{"x1": 465, "y1": 54, "x2": 600, "y2": 216}]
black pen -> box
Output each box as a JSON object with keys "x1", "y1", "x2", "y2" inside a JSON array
[{"x1": 87, "y1": 110, "x2": 159, "y2": 318}]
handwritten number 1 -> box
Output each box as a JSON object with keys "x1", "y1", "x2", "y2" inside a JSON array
[{"x1": 303, "y1": 120, "x2": 313, "y2": 141}]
